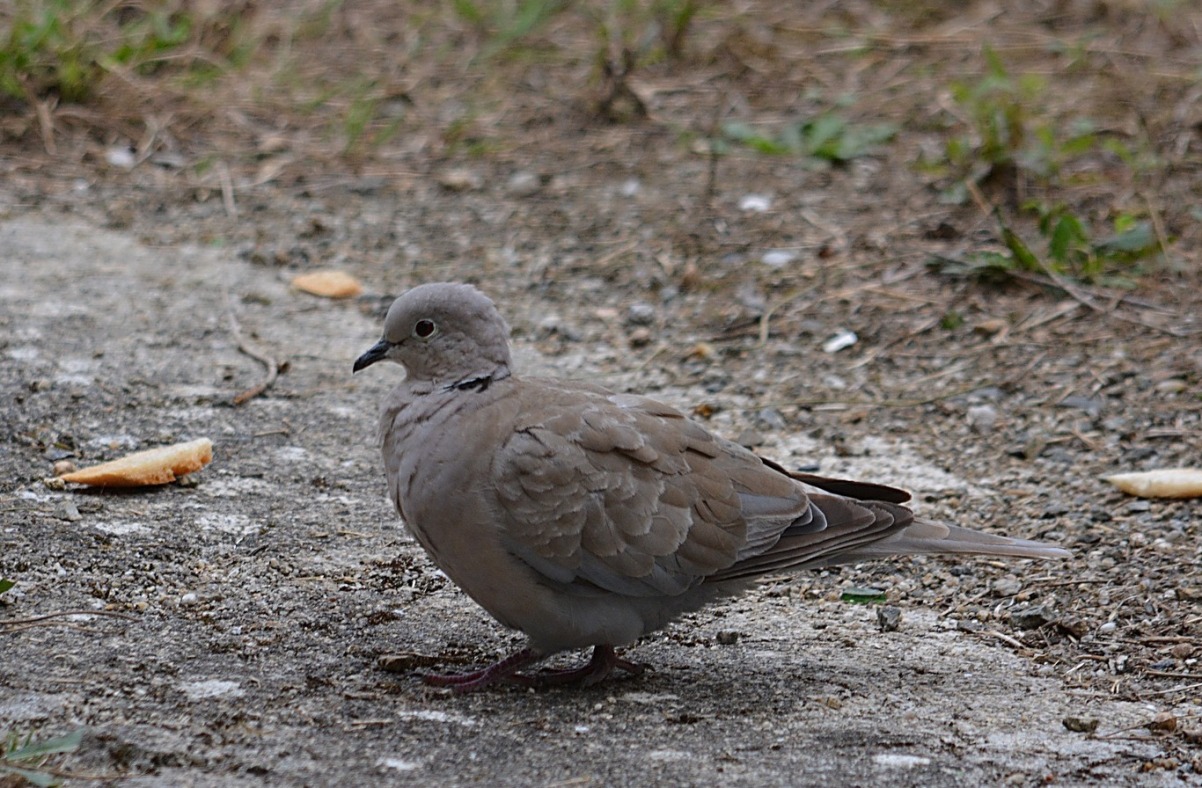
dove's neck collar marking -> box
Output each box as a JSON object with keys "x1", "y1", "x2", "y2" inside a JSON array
[{"x1": 444, "y1": 366, "x2": 511, "y2": 393}]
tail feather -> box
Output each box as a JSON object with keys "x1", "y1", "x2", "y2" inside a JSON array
[
  {"x1": 811, "y1": 520, "x2": 1071, "y2": 566},
  {"x1": 709, "y1": 464, "x2": 1069, "y2": 583}
]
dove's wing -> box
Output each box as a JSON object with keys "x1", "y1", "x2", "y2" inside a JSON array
[{"x1": 492, "y1": 384, "x2": 809, "y2": 598}]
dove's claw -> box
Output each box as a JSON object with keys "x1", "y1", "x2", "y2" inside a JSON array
[
  {"x1": 421, "y1": 645, "x2": 645, "y2": 693},
  {"x1": 513, "y1": 645, "x2": 646, "y2": 688},
  {"x1": 420, "y1": 647, "x2": 542, "y2": 692}
]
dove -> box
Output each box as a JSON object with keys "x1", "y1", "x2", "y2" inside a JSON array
[{"x1": 354, "y1": 282, "x2": 1069, "y2": 692}]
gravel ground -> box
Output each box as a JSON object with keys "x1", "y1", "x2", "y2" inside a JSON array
[
  {"x1": 0, "y1": 212, "x2": 1196, "y2": 785},
  {"x1": 2, "y1": 2, "x2": 1201, "y2": 784}
]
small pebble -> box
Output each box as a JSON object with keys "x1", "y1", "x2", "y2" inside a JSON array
[
  {"x1": 738, "y1": 194, "x2": 771, "y2": 212},
  {"x1": 105, "y1": 145, "x2": 137, "y2": 169},
  {"x1": 972, "y1": 319, "x2": 1008, "y2": 336},
  {"x1": 1041, "y1": 501, "x2": 1070, "y2": 518},
  {"x1": 1146, "y1": 711, "x2": 1177, "y2": 732},
  {"x1": 876, "y1": 606, "x2": 902, "y2": 632},
  {"x1": 437, "y1": 168, "x2": 483, "y2": 192},
  {"x1": 991, "y1": 576, "x2": 1022, "y2": 597},
  {"x1": 1010, "y1": 605, "x2": 1053, "y2": 630},
  {"x1": 1154, "y1": 378, "x2": 1187, "y2": 395},
  {"x1": 760, "y1": 250, "x2": 797, "y2": 268},
  {"x1": 53, "y1": 459, "x2": 76, "y2": 476},
  {"x1": 506, "y1": 171, "x2": 541, "y2": 197},
  {"x1": 625, "y1": 302, "x2": 656, "y2": 326},
  {"x1": 1062, "y1": 716, "x2": 1099, "y2": 733},
  {"x1": 966, "y1": 404, "x2": 998, "y2": 433},
  {"x1": 179, "y1": 593, "x2": 199, "y2": 607},
  {"x1": 1057, "y1": 395, "x2": 1103, "y2": 417},
  {"x1": 716, "y1": 630, "x2": 741, "y2": 645},
  {"x1": 756, "y1": 408, "x2": 786, "y2": 431},
  {"x1": 969, "y1": 386, "x2": 1005, "y2": 401},
  {"x1": 822, "y1": 329, "x2": 857, "y2": 354},
  {"x1": 627, "y1": 327, "x2": 652, "y2": 348},
  {"x1": 1097, "y1": 621, "x2": 1117, "y2": 635},
  {"x1": 54, "y1": 500, "x2": 82, "y2": 522}
]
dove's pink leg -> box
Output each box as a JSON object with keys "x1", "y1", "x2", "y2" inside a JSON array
[
  {"x1": 508, "y1": 645, "x2": 646, "y2": 688},
  {"x1": 421, "y1": 647, "x2": 542, "y2": 692},
  {"x1": 420, "y1": 646, "x2": 644, "y2": 692}
]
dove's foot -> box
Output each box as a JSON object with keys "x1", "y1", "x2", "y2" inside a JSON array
[
  {"x1": 420, "y1": 647, "x2": 543, "y2": 692},
  {"x1": 420, "y1": 645, "x2": 645, "y2": 693},
  {"x1": 513, "y1": 645, "x2": 646, "y2": 688}
]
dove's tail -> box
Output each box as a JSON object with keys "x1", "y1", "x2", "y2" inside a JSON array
[
  {"x1": 816, "y1": 518, "x2": 1072, "y2": 564},
  {"x1": 710, "y1": 464, "x2": 1069, "y2": 582}
]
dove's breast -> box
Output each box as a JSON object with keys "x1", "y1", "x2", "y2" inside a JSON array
[{"x1": 376, "y1": 383, "x2": 570, "y2": 635}]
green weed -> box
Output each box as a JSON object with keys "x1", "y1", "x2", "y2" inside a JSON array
[
  {"x1": 592, "y1": 0, "x2": 703, "y2": 63},
  {"x1": 340, "y1": 79, "x2": 407, "y2": 157},
  {"x1": 928, "y1": 46, "x2": 1124, "y2": 203},
  {"x1": 0, "y1": 0, "x2": 100, "y2": 101},
  {"x1": 841, "y1": 587, "x2": 888, "y2": 605},
  {"x1": 452, "y1": 0, "x2": 572, "y2": 61},
  {"x1": 0, "y1": 728, "x2": 83, "y2": 787},
  {"x1": 719, "y1": 113, "x2": 897, "y2": 164},
  {"x1": 928, "y1": 206, "x2": 1163, "y2": 287},
  {"x1": 0, "y1": 1, "x2": 253, "y2": 104}
]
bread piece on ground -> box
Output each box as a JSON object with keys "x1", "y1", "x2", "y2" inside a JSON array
[
  {"x1": 291, "y1": 270, "x2": 363, "y2": 298},
  {"x1": 1103, "y1": 468, "x2": 1202, "y2": 499},
  {"x1": 60, "y1": 438, "x2": 213, "y2": 487}
]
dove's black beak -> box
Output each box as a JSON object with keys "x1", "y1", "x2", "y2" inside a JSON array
[{"x1": 353, "y1": 339, "x2": 392, "y2": 373}]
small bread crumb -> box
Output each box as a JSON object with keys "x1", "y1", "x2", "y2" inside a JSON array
[
  {"x1": 291, "y1": 270, "x2": 363, "y2": 299},
  {"x1": 1103, "y1": 468, "x2": 1202, "y2": 499},
  {"x1": 60, "y1": 438, "x2": 213, "y2": 487}
]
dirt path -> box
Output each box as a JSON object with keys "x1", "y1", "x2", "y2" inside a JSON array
[{"x1": 1, "y1": 216, "x2": 1182, "y2": 786}]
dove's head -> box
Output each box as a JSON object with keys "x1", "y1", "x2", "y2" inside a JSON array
[{"x1": 353, "y1": 282, "x2": 512, "y2": 386}]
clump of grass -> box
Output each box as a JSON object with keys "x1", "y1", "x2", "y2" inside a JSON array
[
  {"x1": 922, "y1": 46, "x2": 1135, "y2": 206},
  {"x1": 928, "y1": 205, "x2": 1164, "y2": 287},
  {"x1": 0, "y1": 0, "x2": 255, "y2": 105},
  {"x1": 0, "y1": 728, "x2": 83, "y2": 787},
  {"x1": 0, "y1": 0, "x2": 102, "y2": 102},
  {"x1": 924, "y1": 46, "x2": 1172, "y2": 288},
  {"x1": 718, "y1": 113, "x2": 897, "y2": 164},
  {"x1": 452, "y1": 0, "x2": 573, "y2": 61}
]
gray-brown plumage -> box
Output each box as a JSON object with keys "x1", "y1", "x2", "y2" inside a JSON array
[{"x1": 354, "y1": 283, "x2": 1069, "y2": 692}]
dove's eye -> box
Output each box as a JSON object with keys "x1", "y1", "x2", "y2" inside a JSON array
[{"x1": 413, "y1": 319, "x2": 437, "y2": 339}]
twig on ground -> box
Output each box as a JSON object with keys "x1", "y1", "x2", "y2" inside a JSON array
[
  {"x1": 1, "y1": 609, "x2": 137, "y2": 628},
  {"x1": 983, "y1": 629, "x2": 1028, "y2": 650},
  {"x1": 218, "y1": 161, "x2": 237, "y2": 219},
  {"x1": 226, "y1": 292, "x2": 281, "y2": 406}
]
